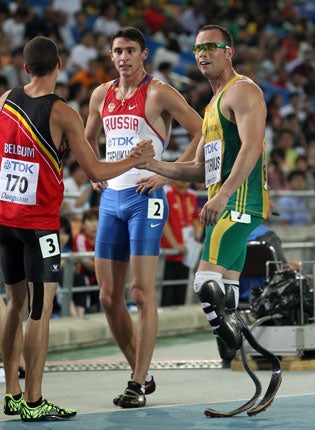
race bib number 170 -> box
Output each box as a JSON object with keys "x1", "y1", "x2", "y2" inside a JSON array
[{"x1": 0, "y1": 157, "x2": 39, "y2": 205}]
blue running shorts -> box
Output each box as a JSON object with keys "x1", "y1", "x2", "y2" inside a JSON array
[{"x1": 95, "y1": 186, "x2": 168, "y2": 261}]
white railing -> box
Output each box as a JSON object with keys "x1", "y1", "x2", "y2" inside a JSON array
[
  {"x1": 58, "y1": 240, "x2": 315, "y2": 316},
  {"x1": 59, "y1": 248, "x2": 197, "y2": 317},
  {"x1": 1, "y1": 241, "x2": 315, "y2": 317}
]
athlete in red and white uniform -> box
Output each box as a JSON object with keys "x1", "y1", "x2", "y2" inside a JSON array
[
  {"x1": 85, "y1": 27, "x2": 203, "y2": 408},
  {"x1": 96, "y1": 72, "x2": 168, "y2": 261},
  {"x1": 102, "y1": 73, "x2": 165, "y2": 190}
]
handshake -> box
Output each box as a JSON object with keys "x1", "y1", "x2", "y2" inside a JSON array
[{"x1": 129, "y1": 139, "x2": 155, "y2": 168}]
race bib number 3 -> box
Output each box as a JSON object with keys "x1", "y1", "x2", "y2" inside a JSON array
[
  {"x1": 0, "y1": 157, "x2": 39, "y2": 205},
  {"x1": 147, "y1": 198, "x2": 164, "y2": 219},
  {"x1": 39, "y1": 233, "x2": 60, "y2": 258}
]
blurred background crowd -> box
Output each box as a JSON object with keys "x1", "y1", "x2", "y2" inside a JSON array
[{"x1": 0, "y1": 0, "x2": 314, "y2": 313}]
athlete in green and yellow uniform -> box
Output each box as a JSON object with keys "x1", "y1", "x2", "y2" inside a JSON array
[
  {"x1": 202, "y1": 72, "x2": 268, "y2": 272},
  {"x1": 142, "y1": 24, "x2": 268, "y2": 359}
]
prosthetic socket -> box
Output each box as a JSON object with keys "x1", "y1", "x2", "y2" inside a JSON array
[{"x1": 194, "y1": 273, "x2": 242, "y2": 351}]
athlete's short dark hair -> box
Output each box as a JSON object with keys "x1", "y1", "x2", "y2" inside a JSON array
[
  {"x1": 23, "y1": 36, "x2": 59, "y2": 77},
  {"x1": 110, "y1": 27, "x2": 146, "y2": 51},
  {"x1": 197, "y1": 25, "x2": 234, "y2": 48}
]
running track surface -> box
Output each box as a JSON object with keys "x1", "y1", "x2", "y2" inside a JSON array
[{"x1": 1, "y1": 336, "x2": 315, "y2": 429}]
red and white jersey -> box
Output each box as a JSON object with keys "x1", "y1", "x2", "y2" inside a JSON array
[
  {"x1": 101, "y1": 74, "x2": 166, "y2": 190},
  {"x1": 0, "y1": 87, "x2": 66, "y2": 230}
]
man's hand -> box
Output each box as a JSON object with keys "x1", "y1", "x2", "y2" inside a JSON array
[
  {"x1": 91, "y1": 180, "x2": 107, "y2": 192},
  {"x1": 129, "y1": 139, "x2": 155, "y2": 164},
  {"x1": 199, "y1": 193, "x2": 229, "y2": 225},
  {"x1": 136, "y1": 174, "x2": 168, "y2": 194}
]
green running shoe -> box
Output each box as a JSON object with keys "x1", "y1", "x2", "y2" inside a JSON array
[
  {"x1": 4, "y1": 393, "x2": 24, "y2": 415},
  {"x1": 20, "y1": 398, "x2": 77, "y2": 422}
]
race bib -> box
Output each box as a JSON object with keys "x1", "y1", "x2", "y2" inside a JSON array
[
  {"x1": 39, "y1": 233, "x2": 60, "y2": 258},
  {"x1": 147, "y1": 198, "x2": 164, "y2": 219},
  {"x1": 231, "y1": 211, "x2": 251, "y2": 224},
  {"x1": 204, "y1": 140, "x2": 222, "y2": 187},
  {"x1": 0, "y1": 157, "x2": 39, "y2": 205}
]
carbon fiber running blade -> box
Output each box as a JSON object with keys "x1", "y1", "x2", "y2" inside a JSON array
[
  {"x1": 204, "y1": 343, "x2": 262, "y2": 418},
  {"x1": 234, "y1": 311, "x2": 282, "y2": 417}
]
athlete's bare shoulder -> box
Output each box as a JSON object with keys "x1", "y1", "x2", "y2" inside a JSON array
[
  {"x1": 146, "y1": 77, "x2": 185, "y2": 107},
  {"x1": 50, "y1": 98, "x2": 83, "y2": 135},
  {"x1": 226, "y1": 74, "x2": 265, "y2": 106},
  {"x1": 92, "y1": 81, "x2": 113, "y2": 97},
  {"x1": 0, "y1": 90, "x2": 11, "y2": 111},
  {"x1": 89, "y1": 81, "x2": 113, "y2": 112},
  {"x1": 148, "y1": 77, "x2": 175, "y2": 95},
  {"x1": 232, "y1": 74, "x2": 264, "y2": 95}
]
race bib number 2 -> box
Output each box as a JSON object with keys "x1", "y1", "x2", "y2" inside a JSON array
[
  {"x1": 0, "y1": 157, "x2": 39, "y2": 205},
  {"x1": 147, "y1": 198, "x2": 164, "y2": 219}
]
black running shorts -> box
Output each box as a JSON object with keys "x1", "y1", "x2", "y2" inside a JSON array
[{"x1": 0, "y1": 225, "x2": 61, "y2": 284}]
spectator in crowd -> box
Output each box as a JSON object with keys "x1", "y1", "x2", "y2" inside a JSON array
[
  {"x1": 279, "y1": 91, "x2": 306, "y2": 122},
  {"x1": 51, "y1": 0, "x2": 82, "y2": 24},
  {"x1": 62, "y1": 160, "x2": 93, "y2": 222},
  {"x1": 56, "y1": 48, "x2": 72, "y2": 84},
  {"x1": 191, "y1": 182, "x2": 207, "y2": 216},
  {"x1": 23, "y1": 5, "x2": 50, "y2": 41},
  {"x1": 59, "y1": 215, "x2": 74, "y2": 254},
  {"x1": 294, "y1": 154, "x2": 315, "y2": 190},
  {"x1": 119, "y1": 0, "x2": 145, "y2": 29},
  {"x1": 54, "y1": 81, "x2": 70, "y2": 100},
  {"x1": 69, "y1": 57, "x2": 106, "y2": 89},
  {"x1": 1, "y1": 47, "x2": 30, "y2": 88},
  {"x1": 57, "y1": 214, "x2": 99, "y2": 318},
  {"x1": 94, "y1": 33, "x2": 111, "y2": 56},
  {"x1": 275, "y1": 128, "x2": 300, "y2": 172},
  {"x1": 304, "y1": 144, "x2": 315, "y2": 187},
  {"x1": 152, "y1": 61, "x2": 173, "y2": 84},
  {"x1": 2, "y1": 5, "x2": 29, "y2": 51},
  {"x1": 179, "y1": 0, "x2": 207, "y2": 36},
  {"x1": 67, "y1": 81, "x2": 88, "y2": 110},
  {"x1": 53, "y1": 9, "x2": 76, "y2": 51},
  {"x1": 286, "y1": 71, "x2": 309, "y2": 103},
  {"x1": 53, "y1": 215, "x2": 75, "y2": 318},
  {"x1": 67, "y1": 30, "x2": 98, "y2": 72},
  {"x1": 79, "y1": 98, "x2": 92, "y2": 126},
  {"x1": 281, "y1": 112, "x2": 308, "y2": 154},
  {"x1": 267, "y1": 148, "x2": 289, "y2": 191},
  {"x1": 92, "y1": 3, "x2": 120, "y2": 37},
  {"x1": 277, "y1": 169, "x2": 312, "y2": 226},
  {"x1": 70, "y1": 9, "x2": 94, "y2": 45},
  {"x1": 161, "y1": 136, "x2": 184, "y2": 162},
  {"x1": 266, "y1": 93, "x2": 284, "y2": 131},
  {"x1": 143, "y1": 0, "x2": 170, "y2": 34},
  {"x1": 71, "y1": 207, "x2": 99, "y2": 316},
  {"x1": 303, "y1": 97, "x2": 315, "y2": 144},
  {"x1": 160, "y1": 180, "x2": 202, "y2": 307}
]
